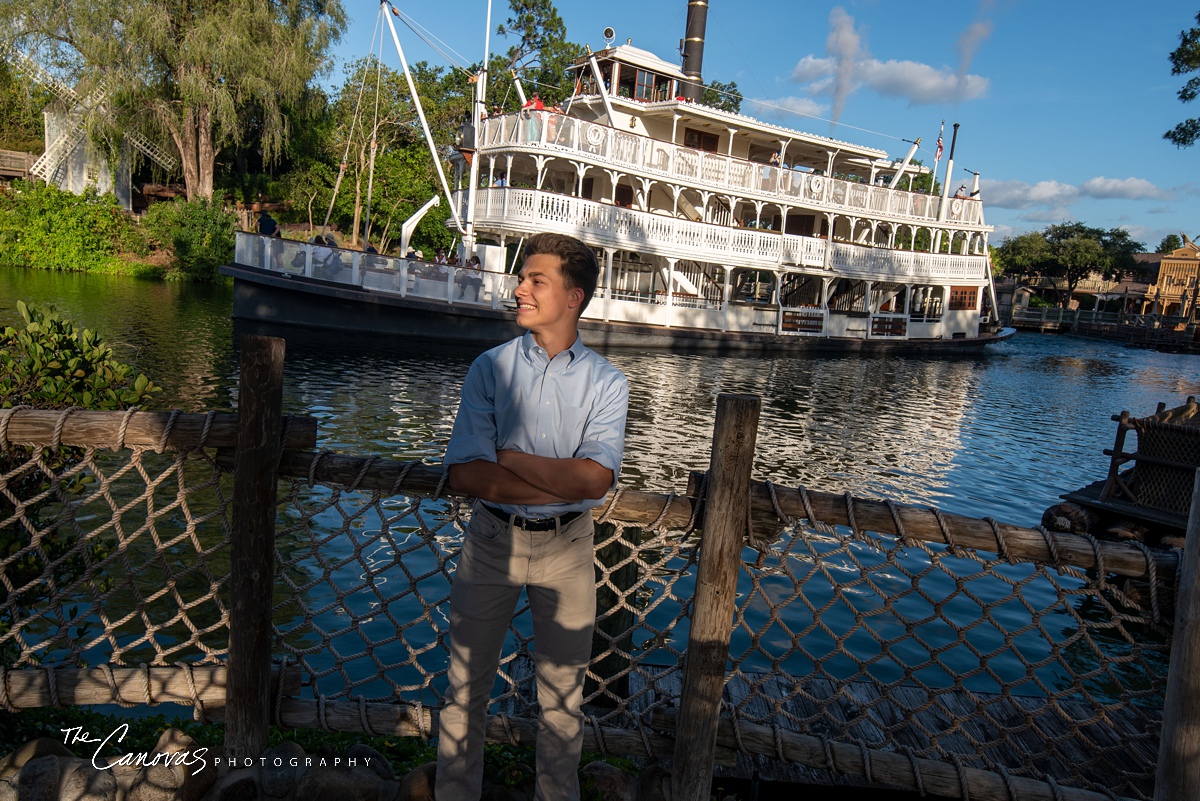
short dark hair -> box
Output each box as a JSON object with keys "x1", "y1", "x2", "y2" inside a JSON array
[{"x1": 524, "y1": 233, "x2": 600, "y2": 312}]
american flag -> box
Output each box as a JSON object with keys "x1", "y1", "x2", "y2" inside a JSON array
[{"x1": 935, "y1": 120, "x2": 944, "y2": 161}]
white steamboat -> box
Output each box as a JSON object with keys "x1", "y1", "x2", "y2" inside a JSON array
[{"x1": 223, "y1": 5, "x2": 1012, "y2": 353}]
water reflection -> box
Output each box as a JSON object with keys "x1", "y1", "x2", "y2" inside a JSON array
[
  {"x1": 4, "y1": 268, "x2": 1199, "y2": 701},
  {"x1": 3, "y1": 267, "x2": 1197, "y2": 527}
]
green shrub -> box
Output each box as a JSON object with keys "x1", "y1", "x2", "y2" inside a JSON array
[
  {"x1": 142, "y1": 199, "x2": 236, "y2": 282},
  {"x1": 0, "y1": 180, "x2": 146, "y2": 271},
  {"x1": 0, "y1": 301, "x2": 161, "y2": 659},
  {"x1": 1027, "y1": 294, "x2": 1054, "y2": 308},
  {"x1": 0, "y1": 300, "x2": 160, "y2": 410}
]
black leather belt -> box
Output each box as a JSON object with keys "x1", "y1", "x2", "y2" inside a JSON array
[{"x1": 481, "y1": 503, "x2": 583, "y2": 532}]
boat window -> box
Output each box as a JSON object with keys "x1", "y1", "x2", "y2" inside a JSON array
[
  {"x1": 949, "y1": 286, "x2": 979, "y2": 311},
  {"x1": 909, "y1": 286, "x2": 945, "y2": 321},
  {"x1": 826, "y1": 278, "x2": 869, "y2": 314},
  {"x1": 684, "y1": 128, "x2": 720, "y2": 153},
  {"x1": 779, "y1": 273, "x2": 822, "y2": 308},
  {"x1": 617, "y1": 68, "x2": 636, "y2": 99},
  {"x1": 731, "y1": 268, "x2": 776, "y2": 304},
  {"x1": 634, "y1": 69, "x2": 655, "y2": 101}
]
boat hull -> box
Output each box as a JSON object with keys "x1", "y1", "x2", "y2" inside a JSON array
[{"x1": 223, "y1": 263, "x2": 1015, "y2": 353}]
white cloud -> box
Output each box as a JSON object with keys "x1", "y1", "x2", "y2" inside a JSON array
[
  {"x1": 790, "y1": 56, "x2": 834, "y2": 83},
  {"x1": 981, "y1": 179, "x2": 1079, "y2": 209},
  {"x1": 979, "y1": 176, "x2": 1176, "y2": 210},
  {"x1": 1020, "y1": 208, "x2": 1076, "y2": 223},
  {"x1": 990, "y1": 222, "x2": 1019, "y2": 241},
  {"x1": 788, "y1": 54, "x2": 989, "y2": 106},
  {"x1": 1079, "y1": 177, "x2": 1168, "y2": 200},
  {"x1": 857, "y1": 59, "x2": 989, "y2": 104},
  {"x1": 748, "y1": 96, "x2": 829, "y2": 121},
  {"x1": 786, "y1": 8, "x2": 991, "y2": 108}
]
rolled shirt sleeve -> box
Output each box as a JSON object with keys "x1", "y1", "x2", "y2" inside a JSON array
[
  {"x1": 443, "y1": 359, "x2": 499, "y2": 467},
  {"x1": 574, "y1": 372, "x2": 629, "y2": 488}
]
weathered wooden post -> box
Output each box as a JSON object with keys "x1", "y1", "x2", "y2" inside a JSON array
[
  {"x1": 1154, "y1": 468, "x2": 1200, "y2": 799},
  {"x1": 587, "y1": 522, "x2": 642, "y2": 704},
  {"x1": 672, "y1": 394, "x2": 760, "y2": 801},
  {"x1": 225, "y1": 335, "x2": 287, "y2": 763}
]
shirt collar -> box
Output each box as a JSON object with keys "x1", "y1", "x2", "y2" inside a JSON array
[{"x1": 520, "y1": 331, "x2": 585, "y2": 366}]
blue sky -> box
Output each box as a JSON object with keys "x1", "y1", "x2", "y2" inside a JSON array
[{"x1": 331, "y1": 1, "x2": 1199, "y2": 251}]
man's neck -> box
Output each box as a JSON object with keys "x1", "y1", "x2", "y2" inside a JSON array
[{"x1": 529, "y1": 325, "x2": 579, "y2": 360}]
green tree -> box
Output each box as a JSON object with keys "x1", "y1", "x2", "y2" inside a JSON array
[
  {"x1": 496, "y1": 0, "x2": 580, "y2": 105},
  {"x1": 1165, "y1": 11, "x2": 1200, "y2": 147},
  {"x1": 994, "y1": 222, "x2": 1144, "y2": 306},
  {"x1": 141, "y1": 199, "x2": 236, "y2": 281},
  {"x1": 325, "y1": 57, "x2": 420, "y2": 246},
  {"x1": 3, "y1": 0, "x2": 346, "y2": 200},
  {"x1": 1158, "y1": 233, "x2": 1184, "y2": 253},
  {"x1": 0, "y1": 61, "x2": 49, "y2": 152},
  {"x1": 702, "y1": 79, "x2": 743, "y2": 113},
  {"x1": 367, "y1": 147, "x2": 452, "y2": 254}
]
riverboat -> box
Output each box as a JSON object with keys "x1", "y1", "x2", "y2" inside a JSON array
[{"x1": 222, "y1": 4, "x2": 1013, "y2": 353}]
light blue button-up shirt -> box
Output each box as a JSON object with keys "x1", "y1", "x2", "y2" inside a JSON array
[{"x1": 444, "y1": 332, "x2": 629, "y2": 518}]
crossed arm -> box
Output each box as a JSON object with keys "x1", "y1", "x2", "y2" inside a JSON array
[{"x1": 447, "y1": 452, "x2": 613, "y2": 506}]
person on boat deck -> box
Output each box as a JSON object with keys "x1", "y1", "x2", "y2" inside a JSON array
[
  {"x1": 438, "y1": 232, "x2": 629, "y2": 801},
  {"x1": 311, "y1": 235, "x2": 342, "y2": 279},
  {"x1": 955, "y1": 184, "x2": 968, "y2": 198},
  {"x1": 257, "y1": 210, "x2": 277, "y2": 237},
  {"x1": 493, "y1": 171, "x2": 508, "y2": 188},
  {"x1": 456, "y1": 255, "x2": 484, "y2": 300},
  {"x1": 523, "y1": 92, "x2": 544, "y2": 139}
]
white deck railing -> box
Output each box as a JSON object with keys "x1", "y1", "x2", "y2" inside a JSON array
[
  {"x1": 232, "y1": 233, "x2": 519, "y2": 309},
  {"x1": 462, "y1": 188, "x2": 988, "y2": 283},
  {"x1": 479, "y1": 112, "x2": 984, "y2": 229},
  {"x1": 232, "y1": 232, "x2": 992, "y2": 340}
]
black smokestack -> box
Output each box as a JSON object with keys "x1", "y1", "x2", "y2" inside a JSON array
[{"x1": 680, "y1": 0, "x2": 708, "y2": 102}]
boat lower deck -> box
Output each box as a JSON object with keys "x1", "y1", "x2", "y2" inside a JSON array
[{"x1": 223, "y1": 262, "x2": 1014, "y2": 353}]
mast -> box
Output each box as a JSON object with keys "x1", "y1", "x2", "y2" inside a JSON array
[
  {"x1": 463, "y1": 0, "x2": 493, "y2": 258},
  {"x1": 383, "y1": 1, "x2": 466, "y2": 235},
  {"x1": 680, "y1": 0, "x2": 708, "y2": 102}
]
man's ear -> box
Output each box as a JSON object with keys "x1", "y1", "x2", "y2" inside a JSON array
[{"x1": 568, "y1": 286, "x2": 585, "y2": 309}]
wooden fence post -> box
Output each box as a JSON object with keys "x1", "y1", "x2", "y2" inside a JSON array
[
  {"x1": 672, "y1": 394, "x2": 760, "y2": 801},
  {"x1": 1154, "y1": 468, "x2": 1200, "y2": 799},
  {"x1": 225, "y1": 335, "x2": 287, "y2": 763},
  {"x1": 587, "y1": 522, "x2": 642, "y2": 704}
]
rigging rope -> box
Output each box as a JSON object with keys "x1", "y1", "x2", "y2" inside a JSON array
[
  {"x1": 362, "y1": 22, "x2": 387, "y2": 248},
  {"x1": 321, "y1": 3, "x2": 383, "y2": 238}
]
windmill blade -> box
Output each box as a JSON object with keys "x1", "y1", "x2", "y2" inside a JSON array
[
  {"x1": 30, "y1": 124, "x2": 86, "y2": 182},
  {"x1": 4, "y1": 48, "x2": 80, "y2": 106},
  {"x1": 124, "y1": 130, "x2": 178, "y2": 172}
]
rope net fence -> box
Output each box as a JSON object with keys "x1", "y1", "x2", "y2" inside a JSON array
[{"x1": 0, "y1": 408, "x2": 1180, "y2": 800}]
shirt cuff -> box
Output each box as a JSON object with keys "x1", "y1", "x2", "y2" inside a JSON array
[
  {"x1": 443, "y1": 435, "x2": 498, "y2": 467},
  {"x1": 575, "y1": 441, "x2": 622, "y2": 474}
]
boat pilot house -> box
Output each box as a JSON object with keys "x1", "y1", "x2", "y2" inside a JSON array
[{"x1": 224, "y1": 32, "x2": 1007, "y2": 352}]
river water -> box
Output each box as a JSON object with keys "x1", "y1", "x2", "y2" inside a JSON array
[
  {"x1": 3, "y1": 267, "x2": 1198, "y2": 702},
  {"x1": 5, "y1": 268, "x2": 1196, "y2": 526}
]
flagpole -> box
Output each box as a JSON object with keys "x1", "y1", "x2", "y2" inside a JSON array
[{"x1": 929, "y1": 119, "x2": 944, "y2": 195}]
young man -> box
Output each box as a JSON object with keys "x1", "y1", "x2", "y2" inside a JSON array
[{"x1": 438, "y1": 233, "x2": 629, "y2": 801}]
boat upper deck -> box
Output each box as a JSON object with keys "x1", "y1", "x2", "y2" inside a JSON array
[{"x1": 476, "y1": 111, "x2": 986, "y2": 232}]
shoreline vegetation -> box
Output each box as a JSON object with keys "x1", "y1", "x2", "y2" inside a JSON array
[{"x1": 0, "y1": 180, "x2": 236, "y2": 282}]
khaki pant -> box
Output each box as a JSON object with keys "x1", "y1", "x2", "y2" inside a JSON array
[{"x1": 435, "y1": 503, "x2": 596, "y2": 801}]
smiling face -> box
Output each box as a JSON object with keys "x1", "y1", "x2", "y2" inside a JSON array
[{"x1": 514, "y1": 253, "x2": 584, "y2": 339}]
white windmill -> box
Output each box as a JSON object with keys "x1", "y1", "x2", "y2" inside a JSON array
[{"x1": 5, "y1": 49, "x2": 177, "y2": 209}]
